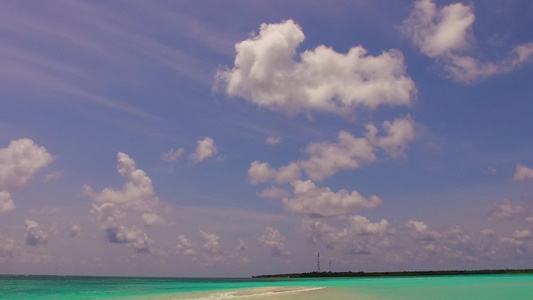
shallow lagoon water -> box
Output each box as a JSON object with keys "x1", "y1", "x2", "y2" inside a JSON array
[{"x1": 1, "y1": 274, "x2": 532, "y2": 299}]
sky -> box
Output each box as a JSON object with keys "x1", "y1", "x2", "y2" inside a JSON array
[{"x1": 0, "y1": 0, "x2": 532, "y2": 277}]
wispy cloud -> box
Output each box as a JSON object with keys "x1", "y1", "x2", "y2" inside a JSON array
[{"x1": 0, "y1": 0, "x2": 220, "y2": 127}]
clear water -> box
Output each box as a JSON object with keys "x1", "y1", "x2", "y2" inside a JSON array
[{"x1": 1, "y1": 274, "x2": 532, "y2": 299}]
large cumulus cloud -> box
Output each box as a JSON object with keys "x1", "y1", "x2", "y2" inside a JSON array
[{"x1": 217, "y1": 20, "x2": 416, "y2": 116}]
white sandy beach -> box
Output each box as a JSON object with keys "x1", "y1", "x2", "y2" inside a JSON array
[{"x1": 126, "y1": 286, "x2": 383, "y2": 300}]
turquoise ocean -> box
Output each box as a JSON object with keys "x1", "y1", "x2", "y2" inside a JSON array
[{"x1": 1, "y1": 274, "x2": 532, "y2": 299}]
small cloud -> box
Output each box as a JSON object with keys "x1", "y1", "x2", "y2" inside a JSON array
[
  {"x1": 142, "y1": 213, "x2": 165, "y2": 226},
  {"x1": 258, "y1": 186, "x2": 291, "y2": 199},
  {"x1": 69, "y1": 224, "x2": 81, "y2": 238},
  {"x1": 266, "y1": 136, "x2": 281, "y2": 145},
  {"x1": 105, "y1": 226, "x2": 152, "y2": 254},
  {"x1": 512, "y1": 229, "x2": 531, "y2": 241},
  {"x1": 44, "y1": 170, "x2": 62, "y2": 183},
  {"x1": 282, "y1": 180, "x2": 382, "y2": 218},
  {"x1": 513, "y1": 164, "x2": 533, "y2": 181},
  {"x1": 0, "y1": 139, "x2": 54, "y2": 213},
  {"x1": 406, "y1": 219, "x2": 441, "y2": 241},
  {"x1": 349, "y1": 215, "x2": 391, "y2": 236},
  {"x1": 189, "y1": 137, "x2": 217, "y2": 163},
  {"x1": 25, "y1": 220, "x2": 49, "y2": 246},
  {"x1": 401, "y1": 0, "x2": 533, "y2": 83},
  {"x1": 0, "y1": 191, "x2": 15, "y2": 214},
  {"x1": 488, "y1": 199, "x2": 532, "y2": 222},
  {"x1": 258, "y1": 227, "x2": 289, "y2": 258},
  {"x1": 161, "y1": 148, "x2": 184, "y2": 163},
  {"x1": 0, "y1": 138, "x2": 54, "y2": 191},
  {"x1": 487, "y1": 167, "x2": 498, "y2": 175},
  {"x1": 200, "y1": 230, "x2": 226, "y2": 263},
  {"x1": 248, "y1": 161, "x2": 300, "y2": 184},
  {"x1": 176, "y1": 234, "x2": 196, "y2": 258}
]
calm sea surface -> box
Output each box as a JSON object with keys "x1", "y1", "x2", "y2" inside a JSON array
[{"x1": 1, "y1": 274, "x2": 532, "y2": 299}]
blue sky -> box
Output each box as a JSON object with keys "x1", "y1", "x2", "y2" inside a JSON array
[{"x1": 0, "y1": 0, "x2": 532, "y2": 277}]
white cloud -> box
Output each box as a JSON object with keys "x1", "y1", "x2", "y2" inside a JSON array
[
  {"x1": 248, "y1": 161, "x2": 301, "y2": 184},
  {"x1": 275, "y1": 163, "x2": 301, "y2": 183},
  {"x1": 488, "y1": 199, "x2": 527, "y2": 221},
  {"x1": 444, "y1": 48, "x2": 533, "y2": 83},
  {"x1": 487, "y1": 167, "x2": 498, "y2": 175},
  {"x1": 105, "y1": 226, "x2": 152, "y2": 254},
  {"x1": 217, "y1": 20, "x2": 416, "y2": 116},
  {"x1": 85, "y1": 152, "x2": 164, "y2": 227},
  {"x1": 228, "y1": 238, "x2": 248, "y2": 262},
  {"x1": 25, "y1": 220, "x2": 49, "y2": 246},
  {"x1": 401, "y1": 223, "x2": 482, "y2": 263},
  {"x1": 367, "y1": 115, "x2": 416, "y2": 158},
  {"x1": 258, "y1": 226, "x2": 288, "y2": 258},
  {"x1": 200, "y1": 231, "x2": 221, "y2": 254},
  {"x1": 248, "y1": 161, "x2": 275, "y2": 184},
  {"x1": 512, "y1": 229, "x2": 531, "y2": 241},
  {"x1": 401, "y1": 0, "x2": 475, "y2": 58},
  {"x1": 200, "y1": 230, "x2": 225, "y2": 263},
  {"x1": 43, "y1": 170, "x2": 62, "y2": 182},
  {"x1": 189, "y1": 137, "x2": 217, "y2": 162},
  {"x1": 0, "y1": 138, "x2": 54, "y2": 191},
  {"x1": 266, "y1": 136, "x2": 281, "y2": 145},
  {"x1": 142, "y1": 213, "x2": 165, "y2": 226},
  {"x1": 258, "y1": 186, "x2": 291, "y2": 199},
  {"x1": 401, "y1": 0, "x2": 533, "y2": 83},
  {"x1": 348, "y1": 215, "x2": 391, "y2": 236},
  {"x1": 302, "y1": 220, "x2": 348, "y2": 248},
  {"x1": 0, "y1": 139, "x2": 53, "y2": 214},
  {"x1": 161, "y1": 148, "x2": 184, "y2": 163},
  {"x1": 406, "y1": 219, "x2": 441, "y2": 241},
  {"x1": 282, "y1": 180, "x2": 382, "y2": 218},
  {"x1": 513, "y1": 164, "x2": 533, "y2": 181},
  {"x1": 301, "y1": 217, "x2": 392, "y2": 253},
  {"x1": 0, "y1": 191, "x2": 15, "y2": 214},
  {"x1": 480, "y1": 229, "x2": 495, "y2": 236},
  {"x1": 499, "y1": 236, "x2": 525, "y2": 248},
  {"x1": 300, "y1": 131, "x2": 376, "y2": 181},
  {"x1": 69, "y1": 224, "x2": 81, "y2": 238},
  {"x1": 176, "y1": 234, "x2": 196, "y2": 257},
  {"x1": 84, "y1": 152, "x2": 165, "y2": 253},
  {"x1": 249, "y1": 116, "x2": 415, "y2": 183}
]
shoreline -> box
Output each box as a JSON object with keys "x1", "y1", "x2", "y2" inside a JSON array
[{"x1": 122, "y1": 286, "x2": 329, "y2": 300}]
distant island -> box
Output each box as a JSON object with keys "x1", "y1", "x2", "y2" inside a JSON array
[{"x1": 253, "y1": 269, "x2": 533, "y2": 278}]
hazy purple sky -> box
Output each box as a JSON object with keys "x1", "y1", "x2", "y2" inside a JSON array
[{"x1": 0, "y1": 0, "x2": 532, "y2": 277}]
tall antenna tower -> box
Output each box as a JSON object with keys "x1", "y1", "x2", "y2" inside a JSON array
[
  {"x1": 316, "y1": 252, "x2": 320, "y2": 273},
  {"x1": 329, "y1": 259, "x2": 332, "y2": 273}
]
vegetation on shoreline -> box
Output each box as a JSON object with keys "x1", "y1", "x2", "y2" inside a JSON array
[{"x1": 253, "y1": 269, "x2": 533, "y2": 278}]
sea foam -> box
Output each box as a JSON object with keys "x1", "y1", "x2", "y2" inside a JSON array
[{"x1": 175, "y1": 286, "x2": 326, "y2": 300}]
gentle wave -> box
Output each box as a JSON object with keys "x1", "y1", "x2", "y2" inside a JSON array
[{"x1": 176, "y1": 286, "x2": 326, "y2": 300}]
